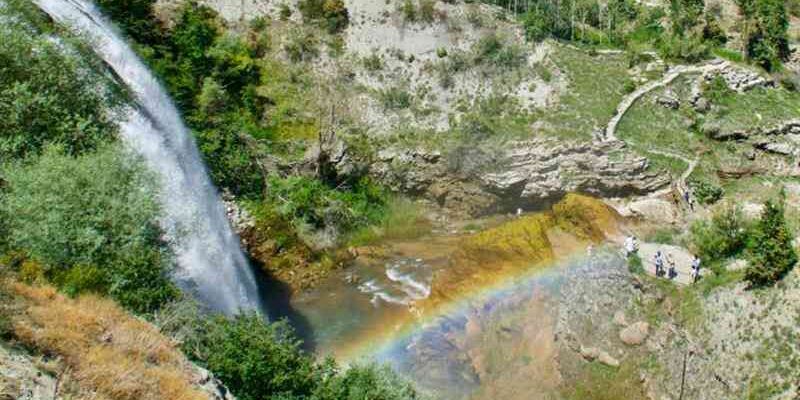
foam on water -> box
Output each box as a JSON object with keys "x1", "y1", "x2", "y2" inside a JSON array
[{"x1": 34, "y1": 0, "x2": 262, "y2": 314}]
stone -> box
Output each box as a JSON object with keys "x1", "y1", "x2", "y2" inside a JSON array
[
  {"x1": 620, "y1": 321, "x2": 650, "y2": 346},
  {"x1": 613, "y1": 311, "x2": 628, "y2": 326},
  {"x1": 580, "y1": 346, "x2": 620, "y2": 367},
  {"x1": 656, "y1": 95, "x2": 680, "y2": 109}
]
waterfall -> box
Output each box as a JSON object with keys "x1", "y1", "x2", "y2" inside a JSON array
[{"x1": 34, "y1": 0, "x2": 262, "y2": 315}]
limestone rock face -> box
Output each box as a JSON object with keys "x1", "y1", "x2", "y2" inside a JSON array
[
  {"x1": 370, "y1": 139, "x2": 668, "y2": 216},
  {"x1": 619, "y1": 322, "x2": 650, "y2": 346},
  {"x1": 481, "y1": 139, "x2": 669, "y2": 204},
  {"x1": 0, "y1": 345, "x2": 57, "y2": 400}
]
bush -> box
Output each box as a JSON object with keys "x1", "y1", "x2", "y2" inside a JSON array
[
  {"x1": 379, "y1": 87, "x2": 413, "y2": 109},
  {"x1": 314, "y1": 363, "x2": 422, "y2": 400},
  {"x1": 298, "y1": 0, "x2": 350, "y2": 33},
  {"x1": 691, "y1": 204, "x2": 749, "y2": 265},
  {"x1": 0, "y1": 17, "x2": 121, "y2": 160},
  {"x1": 399, "y1": 0, "x2": 417, "y2": 22},
  {"x1": 268, "y1": 176, "x2": 389, "y2": 236},
  {"x1": 0, "y1": 146, "x2": 177, "y2": 313},
  {"x1": 472, "y1": 32, "x2": 525, "y2": 69},
  {"x1": 419, "y1": 0, "x2": 436, "y2": 23},
  {"x1": 745, "y1": 191, "x2": 797, "y2": 286},
  {"x1": 689, "y1": 179, "x2": 724, "y2": 205},
  {"x1": 186, "y1": 313, "x2": 423, "y2": 400},
  {"x1": 197, "y1": 314, "x2": 319, "y2": 400}
]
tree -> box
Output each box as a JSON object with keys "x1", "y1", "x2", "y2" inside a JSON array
[
  {"x1": 745, "y1": 191, "x2": 797, "y2": 286},
  {"x1": 737, "y1": 0, "x2": 790, "y2": 70},
  {"x1": 1, "y1": 145, "x2": 177, "y2": 312}
]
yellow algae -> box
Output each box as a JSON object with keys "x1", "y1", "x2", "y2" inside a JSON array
[{"x1": 552, "y1": 193, "x2": 619, "y2": 242}]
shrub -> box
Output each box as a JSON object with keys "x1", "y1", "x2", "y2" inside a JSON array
[
  {"x1": 622, "y1": 79, "x2": 637, "y2": 94},
  {"x1": 472, "y1": 32, "x2": 525, "y2": 69},
  {"x1": 268, "y1": 176, "x2": 389, "y2": 236},
  {"x1": 745, "y1": 191, "x2": 797, "y2": 286},
  {"x1": 691, "y1": 204, "x2": 749, "y2": 265},
  {"x1": 379, "y1": 87, "x2": 413, "y2": 109},
  {"x1": 0, "y1": 146, "x2": 177, "y2": 313},
  {"x1": 628, "y1": 254, "x2": 644, "y2": 274},
  {"x1": 284, "y1": 29, "x2": 320, "y2": 62},
  {"x1": 689, "y1": 179, "x2": 724, "y2": 205},
  {"x1": 279, "y1": 2, "x2": 293, "y2": 20},
  {"x1": 362, "y1": 52, "x2": 384, "y2": 71},
  {"x1": 419, "y1": 0, "x2": 436, "y2": 23},
  {"x1": 313, "y1": 363, "x2": 422, "y2": 400},
  {"x1": 196, "y1": 314, "x2": 319, "y2": 400},
  {"x1": 298, "y1": 0, "x2": 349, "y2": 32},
  {"x1": 0, "y1": 18, "x2": 121, "y2": 160},
  {"x1": 399, "y1": 0, "x2": 417, "y2": 22}
]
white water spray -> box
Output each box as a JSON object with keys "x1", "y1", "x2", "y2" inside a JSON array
[{"x1": 34, "y1": 0, "x2": 262, "y2": 314}]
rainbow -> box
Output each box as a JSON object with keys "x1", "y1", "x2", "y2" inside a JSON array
[{"x1": 335, "y1": 252, "x2": 593, "y2": 364}]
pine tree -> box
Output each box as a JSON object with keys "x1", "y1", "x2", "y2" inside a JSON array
[{"x1": 745, "y1": 190, "x2": 798, "y2": 286}]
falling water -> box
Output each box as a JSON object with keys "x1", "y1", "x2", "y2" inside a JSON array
[{"x1": 34, "y1": 0, "x2": 262, "y2": 314}]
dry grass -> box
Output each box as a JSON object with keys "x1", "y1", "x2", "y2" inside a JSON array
[{"x1": 7, "y1": 282, "x2": 210, "y2": 400}]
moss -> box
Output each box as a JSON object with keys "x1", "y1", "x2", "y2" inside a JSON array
[{"x1": 552, "y1": 193, "x2": 618, "y2": 242}]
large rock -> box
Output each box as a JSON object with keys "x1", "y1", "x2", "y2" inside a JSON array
[
  {"x1": 580, "y1": 346, "x2": 621, "y2": 367},
  {"x1": 371, "y1": 139, "x2": 669, "y2": 216},
  {"x1": 0, "y1": 344, "x2": 57, "y2": 400},
  {"x1": 480, "y1": 139, "x2": 669, "y2": 205},
  {"x1": 620, "y1": 321, "x2": 650, "y2": 346}
]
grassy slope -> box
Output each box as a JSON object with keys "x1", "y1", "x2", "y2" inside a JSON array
[
  {"x1": 537, "y1": 46, "x2": 633, "y2": 141},
  {"x1": 1, "y1": 277, "x2": 209, "y2": 400},
  {"x1": 617, "y1": 72, "x2": 800, "y2": 191}
]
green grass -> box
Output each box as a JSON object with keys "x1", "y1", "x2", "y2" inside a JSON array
[
  {"x1": 347, "y1": 197, "x2": 430, "y2": 246},
  {"x1": 536, "y1": 45, "x2": 633, "y2": 141},
  {"x1": 709, "y1": 87, "x2": 800, "y2": 133}
]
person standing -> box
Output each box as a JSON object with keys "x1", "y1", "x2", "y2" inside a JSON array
[
  {"x1": 667, "y1": 253, "x2": 677, "y2": 280},
  {"x1": 691, "y1": 255, "x2": 701, "y2": 283},
  {"x1": 654, "y1": 251, "x2": 664, "y2": 277}
]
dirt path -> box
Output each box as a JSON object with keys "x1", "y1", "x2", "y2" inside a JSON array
[{"x1": 603, "y1": 61, "x2": 729, "y2": 142}]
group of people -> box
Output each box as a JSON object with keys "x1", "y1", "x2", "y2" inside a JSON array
[{"x1": 623, "y1": 236, "x2": 702, "y2": 283}]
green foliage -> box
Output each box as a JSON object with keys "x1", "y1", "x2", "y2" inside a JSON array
[
  {"x1": 419, "y1": 0, "x2": 437, "y2": 23},
  {"x1": 399, "y1": 0, "x2": 418, "y2": 22},
  {"x1": 691, "y1": 204, "x2": 749, "y2": 266},
  {"x1": 268, "y1": 176, "x2": 389, "y2": 236},
  {"x1": 96, "y1": 0, "x2": 162, "y2": 44},
  {"x1": 737, "y1": 0, "x2": 790, "y2": 71},
  {"x1": 379, "y1": 87, "x2": 413, "y2": 110},
  {"x1": 689, "y1": 179, "x2": 724, "y2": 205},
  {"x1": 298, "y1": 0, "x2": 350, "y2": 33},
  {"x1": 0, "y1": 146, "x2": 177, "y2": 313},
  {"x1": 314, "y1": 363, "x2": 421, "y2": 400},
  {"x1": 284, "y1": 29, "x2": 321, "y2": 62},
  {"x1": 196, "y1": 314, "x2": 319, "y2": 399},
  {"x1": 627, "y1": 254, "x2": 644, "y2": 274},
  {"x1": 362, "y1": 53, "x2": 385, "y2": 71},
  {"x1": 745, "y1": 191, "x2": 797, "y2": 286},
  {"x1": 185, "y1": 313, "x2": 422, "y2": 400},
  {"x1": 472, "y1": 32, "x2": 525, "y2": 69},
  {"x1": 347, "y1": 197, "x2": 430, "y2": 246},
  {"x1": 0, "y1": 17, "x2": 121, "y2": 159}
]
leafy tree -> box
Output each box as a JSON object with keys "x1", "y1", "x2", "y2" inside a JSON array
[
  {"x1": 691, "y1": 204, "x2": 749, "y2": 264},
  {"x1": 745, "y1": 191, "x2": 797, "y2": 286},
  {"x1": 298, "y1": 0, "x2": 350, "y2": 33},
  {"x1": 737, "y1": 0, "x2": 790, "y2": 70},
  {"x1": 313, "y1": 364, "x2": 422, "y2": 400},
  {"x1": 0, "y1": 146, "x2": 177, "y2": 312},
  {"x1": 0, "y1": 19, "x2": 121, "y2": 159},
  {"x1": 195, "y1": 314, "x2": 320, "y2": 400}
]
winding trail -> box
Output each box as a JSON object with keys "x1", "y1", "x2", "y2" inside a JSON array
[
  {"x1": 603, "y1": 61, "x2": 729, "y2": 142},
  {"x1": 642, "y1": 149, "x2": 698, "y2": 199}
]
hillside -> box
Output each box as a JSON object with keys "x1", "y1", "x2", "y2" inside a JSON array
[{"x1": 2, "y1": 0, "x2": 800, "y2": 399}]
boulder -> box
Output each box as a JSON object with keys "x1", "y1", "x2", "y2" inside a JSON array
[
  {"x1": 580, "y1": 346, "x2": 620, "y2": 367},
  {"x1": 620, "y1": 321, "x2": 650, "y2": 346}
]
